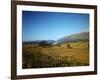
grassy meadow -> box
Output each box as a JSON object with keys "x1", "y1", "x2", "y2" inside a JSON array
[{"x1": 22, "y1": 41, "x2": 89, "y2": 69}]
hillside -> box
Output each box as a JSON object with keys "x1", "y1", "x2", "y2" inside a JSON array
[{"x1": 57, "y1": 31, "x2": 89, "y2": 43}]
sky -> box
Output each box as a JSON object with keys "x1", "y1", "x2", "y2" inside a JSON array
[{"x1": 22, "y1": 11, "x2": 89, "y2": 41}]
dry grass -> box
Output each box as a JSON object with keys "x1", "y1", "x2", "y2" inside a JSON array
[{"x1": 22, "y1": 41, "x2": 89, "y2": 68}]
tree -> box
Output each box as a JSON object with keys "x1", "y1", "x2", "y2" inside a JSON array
[
  {"x1": 67, "y1": 43, "x2": 71, "y2": 48},
  {"x1": 38, "y1": 41, "x2": 52, "y2": 47}
]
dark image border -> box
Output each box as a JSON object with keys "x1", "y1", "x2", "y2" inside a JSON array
[{"x1": 11, "y1": 1, "x2": 97, "y2": 80}]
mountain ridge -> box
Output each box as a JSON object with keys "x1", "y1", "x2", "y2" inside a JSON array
[
  {"x1": 57, "y1": 31, "x2": 89, "y2": 43},
  {"x1": 23, "y1": 31, "x2": 89, "y2": 44}
]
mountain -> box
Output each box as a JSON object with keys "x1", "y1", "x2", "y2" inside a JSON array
[
  {"x1": 23, "y1": 40, "x2": 55, "y2": 44},
  {"x1": 57, "y1": 31, "x2": 89, "y2": 43},
  {"x1": 45, "y1": 40, "x2": 56, "y2": 44}
]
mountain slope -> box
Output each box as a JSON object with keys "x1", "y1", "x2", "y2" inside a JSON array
[{"x1": 57, "y1": 32, "x2": 89, "y2": 43}]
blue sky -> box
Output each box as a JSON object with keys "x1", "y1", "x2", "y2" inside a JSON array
[{"x1": 22, "y1": 11, "x2": 89, "y2": 41}]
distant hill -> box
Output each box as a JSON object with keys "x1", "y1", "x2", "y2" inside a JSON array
[
  {"x1": 45, "y1": 40, "x2": 56, "y2": 44},
  {"x1": 57, "y1": 31, "x2": 89, "y2": 43},
  {"x1": 23, "y1": 31, "x2": 89, "y2": 45},
  {"x1": 23, "y1": 40, "x2": 55, "y2": 45}
]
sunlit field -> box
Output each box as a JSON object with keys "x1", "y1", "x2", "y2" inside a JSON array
[{"x1": 22, "y1": 41, "x2": 89, "y2": 69}]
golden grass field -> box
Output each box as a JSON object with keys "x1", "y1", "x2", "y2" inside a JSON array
[{"x1": 22, "y1": 41, "x2": 89, "y2": 68}]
